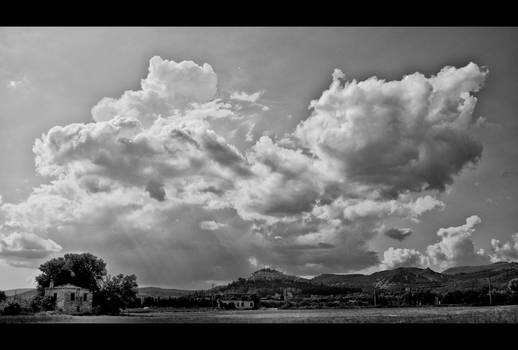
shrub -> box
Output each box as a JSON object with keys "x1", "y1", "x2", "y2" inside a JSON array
[
  {"x1": 3, "y1": 302, "x2": 22, "y2": 316},
  {"x1": 31, "y1": 295, "x2": 56, "y2": 312},
  {"x1": 508, "y1": 278, "x2": 518, "y2": 293}
]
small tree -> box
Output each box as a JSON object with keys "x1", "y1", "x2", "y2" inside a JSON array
[{"x1": 0, "y1": 290, "x2": 6, "y2": 304}]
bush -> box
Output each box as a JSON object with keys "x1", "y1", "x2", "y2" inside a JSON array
[
  {"x1": 508, "y1": 278, "x2": 518, "y2": 293},
  {"x1": 31, "y1": 295, "x2": 56, "y2": 312},
  {"x1": 3, "y1": 302, "x2": 22, "y2": 316}
]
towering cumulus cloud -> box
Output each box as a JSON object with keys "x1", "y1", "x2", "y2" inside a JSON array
[
  {"x1": 426, "y1": 215, "x2": 489, "y2": 268},
  {"x1": 490, "y1": 233, "x2": 518, "y2": 262},
  {"x1": 380, "y1": 215, "x2": 518, "y2": 271},
  {"x1": 295, "y1": 64, "x2": 486, "y2": 197},
  {"x1": 91, "y1": 56, "x2": 218, "y2": 126},
  {"x1": 0, "y1": 56, "x2": 499, "y2": 286}
]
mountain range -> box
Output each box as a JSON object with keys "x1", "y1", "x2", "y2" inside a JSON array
[
  {"x1": 4, "y1": 262, "x2": 518, "y2": 300},
  {"x1": 214, "y1": 262, "x2": 518, "y2": 296}
]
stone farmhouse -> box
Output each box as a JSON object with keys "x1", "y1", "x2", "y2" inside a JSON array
[
  {"x1": 44, "y1": 281, "x2": 92, "y2": 314},
  {"x1": 216, "y1": 293, "x2": 255, "y2": 310}
]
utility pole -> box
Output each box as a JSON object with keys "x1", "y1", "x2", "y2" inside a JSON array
[
  {"x1": 373, "y1": 279, "x2": 381, "y2": 307},
  {"x1": 211, "y1": 283, "x2": 215, "y2": 309},
  {"x1": 488, "y1": 277, "x2": 492, "y2": 306}
]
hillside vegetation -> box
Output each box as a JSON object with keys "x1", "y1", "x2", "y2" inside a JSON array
[{"x1": 201, "y1": 263, "x2": 518, "y2": 308}]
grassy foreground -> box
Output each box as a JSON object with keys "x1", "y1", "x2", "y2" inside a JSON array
[{"x1": 1, "y1": 305, "x2": 518, "y2": 323}]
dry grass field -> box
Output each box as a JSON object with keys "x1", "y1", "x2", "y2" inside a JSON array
[{"x1": 1, "y1": 305, "x2": 518, "y2": 323}]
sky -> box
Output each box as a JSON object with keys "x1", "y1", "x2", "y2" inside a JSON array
[{"x1": 0, "y1": 27, "x2": 517, "y2": 290}]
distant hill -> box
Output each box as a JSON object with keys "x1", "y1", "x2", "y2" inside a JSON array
[
  {"x1": 312, "y1": 273, "x2": 373, "y2": 289},
  {"x1": 213, "y1": 263, "x2": 518, "y2": 298},
  {"x1": 371, "y1": 267, "x2": 452, "y2": 291},
  {"x1": 311, "y1": 267, "x2": 451, "y2": 291},
  {"x1": 440, "y1": 262, "x2": 518, "y2": 291},
  {"x1": 248, "y1": 268, "x2": 303, "y2": 282},
  {"x1": 4, "y1": 263, "x2": 518, "y2": 303},
  {"x1": 443, "y1": 262, "x2": 518, "y2": 275},
  {"x1": 213, "y1": 268, "x2": 362, "y2": 297},
  {"x1": 2, "y1": 289, "x2": 38, "y2": 308},
  {"x1": 137, "y1": 287, "x2": 193, "y2": 298},
  {"x1": 1, "y1": 287, "x2": 192, "y2": 300},
  {"x1": 3, "y1": 288, "x2": 35, "y2": 297},
  {"x1": 312, "y1": 263, "x2": 518, "y2": 293}
]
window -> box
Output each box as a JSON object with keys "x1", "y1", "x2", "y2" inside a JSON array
[
  {"x1": 53, "y1": 293, "x2": 57, "y2": 300},
  {"x1": 70, "y1": 292, "x2": 75, "y2": 301},
  {"x1": 84, "y1": 293, "x2": 88, "y2": 301}
]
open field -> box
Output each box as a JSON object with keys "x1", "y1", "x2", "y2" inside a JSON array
[{"x1": 1, "y1": 305, "x2": 518, "y2": 323}]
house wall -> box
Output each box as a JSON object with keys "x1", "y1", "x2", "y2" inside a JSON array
[
  {"x1": 219, "y1": 300, "x2": 254, "y2": 309},
  {"x1": 45, "y1": 288, "x2": 92, "y2": 314}
]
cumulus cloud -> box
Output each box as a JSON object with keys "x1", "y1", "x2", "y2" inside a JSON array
[
  {"x1": 426, "y1": 215, "x2": 490, "y2": 269},
  {"x1": 380, "y1": 247, "x2": 428, "y2": 269},
  {"x1": 32, "y1": 116, "x2": 250, "y2": 201},
  {"x1": 0, "y1": 57, "x2": 491, "y2": 285},
  {"x1": 248, "y1": 256, "x2": 259, "y2": 267},
  {"x1": 490, "y1": 233, "x2": 518, "y2": 262},
  {"x1": 0, "y1": 232, "x2": 62, "y2": 266},
  {"x1": 200, "y1": 220, "x2": 228, "y2": 231},
  {"x1": 384, "y1": 228, "x2": 413, "y2": 241},
  {"x1": 295, "y1": 62, "x2": 487, "y2": 197},
  {"x1": 342, "y1": 195, "x2": 444, "y2": 223},
  {"x1": 381, "y1": 215, "x2": 495, "y2": 271},
  {"x1": 6, "y1": 76, "x2": 29, "y2": 89},
  {"x1": 91, "y1": 56, "x2": 218, "y2": 126},
  {"x1": 230, "y1": 90, "x2": 263, "y2": 103}
]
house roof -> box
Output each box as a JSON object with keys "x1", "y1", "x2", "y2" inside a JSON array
[{"x1": 47, "y1": 283, "x2": 90, "y2": 290}]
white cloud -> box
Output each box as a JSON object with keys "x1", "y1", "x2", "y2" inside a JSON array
[
  {"x1": 426, "y1": 215, "x2": 490, "y2": 269},
  {"x1": 380, "y1": 247, "x2": 429, "y2": 269},
  {"x1": 295, "y1": 62, "x2": 487, "y2": 197},
  {"x1": 0, "y1": 58, "x2": 493, "y2": 284},
  {"x1": 0, "y1": 232, "x2": 62, "y2": 266},
  {"x1": 490, "y1": 233, "x2": 518, "y2": 262},
  {"x1": 248, "y1": 256, "x2": 259, "y2": 267},
  {"x1": 200, "y1": 220, "x2": 228, "y2": 231},
  {"x1": 381, "y1": 215, "x2": 491, "y2": 271},
  {"x1": 91, "y1": 56, "x2": 218, "y2": 127},
  {"x1": 6, "y1": 76, "x2": 29, "y2": 89},
  {"x1": 230, "y1": 90, "x2": 263, "y2": 103},
  {"x1": 342, "y1": 195, "x2": 444, "y2": 222}
]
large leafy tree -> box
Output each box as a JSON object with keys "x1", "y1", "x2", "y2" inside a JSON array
[
  {"x1": 96, "y1": 274, "x2": 138, "y2": 314},
  {"x1": 35, "y1": 253, "x2": 107, "y2": 295}
]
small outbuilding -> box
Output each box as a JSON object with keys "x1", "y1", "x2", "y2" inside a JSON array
[
  {"x1": 216, "y1": 293, "x2": 256, "y2": 310},
  {"x1": 44, "y1": 281, "x2": 92, "y2": 314}
]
